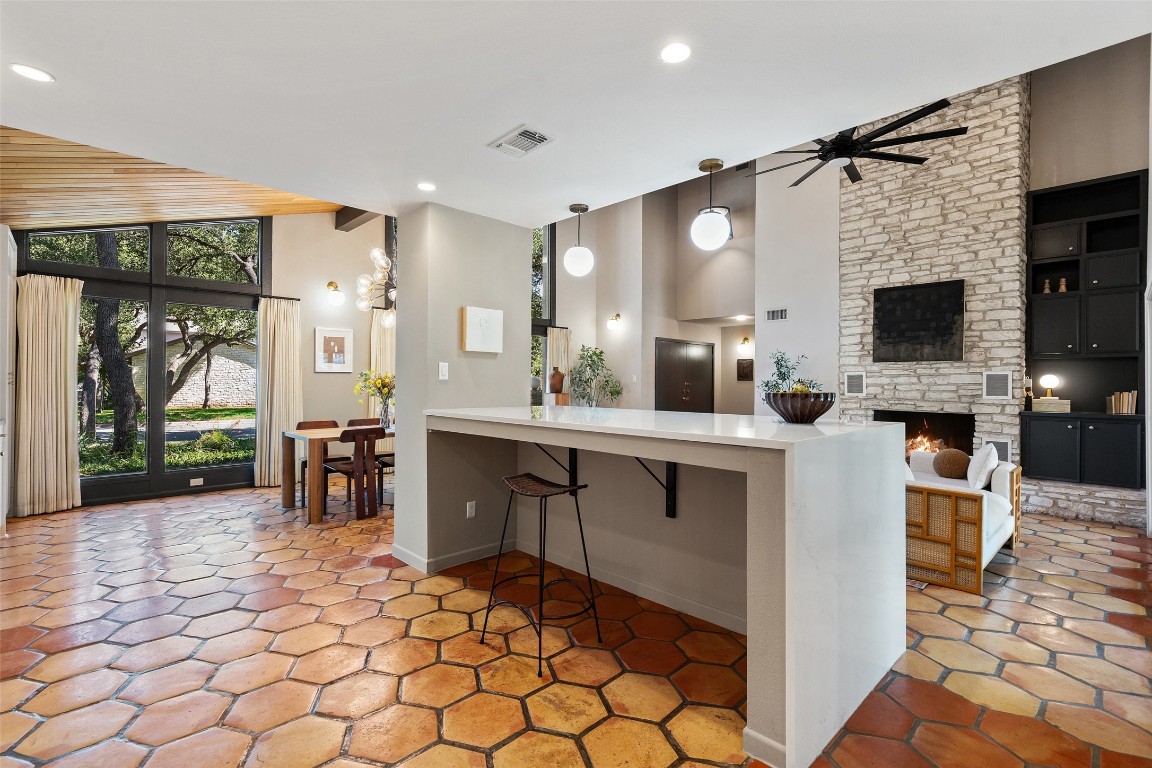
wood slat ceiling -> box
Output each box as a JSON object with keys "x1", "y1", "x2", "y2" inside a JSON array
[{"x1": 0, "y1": 126, "x2": 343, "y2": 230}]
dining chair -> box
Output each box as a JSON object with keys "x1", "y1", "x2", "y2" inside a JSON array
[
  {"x1": 347, "y1": 418, "x2": 395, "y2": 500},
  {"x1": 323, "y1": 426, "x2": 388, "y2": 519},
  {"x1": 296, "y1": 419, "x2": 339, "y2": 508}
]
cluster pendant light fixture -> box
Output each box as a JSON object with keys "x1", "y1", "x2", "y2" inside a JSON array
[
  {"x1": 563, "y1": 203, "x2": 594, "y2": 277},
  {"x1": 690, "y1": 158, "x2": 732, "y2": 251},
  {"x1": 355, "y1": 246, "x2": 398, "y2": 328}
]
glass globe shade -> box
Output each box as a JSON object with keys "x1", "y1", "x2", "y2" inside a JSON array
[
  {"x1": 356, "y1": 274, "x2": 374, "y2": 290},
  {"x1": 369, "y1": 247, "x2": 388, "y2": 267},
  {"x1": 563, "y1": 245, "x2": 594, "y2": 277},
  {"x1": 380, "y1": 308, "x2": 397, "y2": 328},
  {"x1": 355, "y1": 296, "x2": 372, "y2": 311},
  {"x1": 606, "y1": 314, "x2": 621, "y2": 331},
  {"x1": 356, "y1": 284, "x2": 371, "y2": 298},
  {"x1": 690, "y1": 208, "x2": 731, "y2": 251},
  {"x1": 1038, "y1": 374, "x2": 1061, "y2": 390},
  {"x1": 327, "y1": 287, "x2": 345, "y2": 306},
  {"x1": 387, "y1": 287, "x2": 397, "y2": 302},
  {"x1": 373, "y1": 268, "x2": 387, "y2": 283}
]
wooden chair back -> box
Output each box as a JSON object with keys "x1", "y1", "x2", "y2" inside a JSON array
[
  {"x1": 297, "y1": 419, "x2": 339, "y2": 459},
  {"x1": 339, "y1": 426, "x2": 387, "y2": 518}
]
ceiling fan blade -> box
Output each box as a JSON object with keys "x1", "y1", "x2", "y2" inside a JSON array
[
  {"x1": 837, "y1": 127, "x2": 857, "y2": 140},
  {"x1": 789, "y1": 160, "x2": 828, "y2": 187},
  {"x1": 865, "y1": 126, "x2": 969, "y2": 149},
  {"x1": 772, "y1": 149, "x2": 821, "y2": 154},
  {"x1": 748, "y1": 156, "x2": 819, "y2": 176},
  {"x1": 857, "y1": 98, "x2": 951, "y2": 143},
  {"x1": 858, "y1": 151, "x2": 928, "y2": 165},
  {"x1": 812, "y1": 137, "x2": 830, "y2": 146},
  {"x1": 843, "y1": 161, "x2": 863, "y2": 184}
]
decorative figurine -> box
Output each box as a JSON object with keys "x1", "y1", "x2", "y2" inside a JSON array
[
  {"x1": 1042, "y1": 279, "x2": 1051, "y2": 293},
  {"x1": 1058, "y1": 277, "x2": 1067, "y2": 293}
]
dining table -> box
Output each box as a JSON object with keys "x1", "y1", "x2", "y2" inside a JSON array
[{"x1": 281, "y1": 425, "x2": 395, "y2": 524}]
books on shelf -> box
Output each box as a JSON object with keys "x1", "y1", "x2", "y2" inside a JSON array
[{"x1": 1105, "y1": 391, "x2": 1139, "y2": 415}]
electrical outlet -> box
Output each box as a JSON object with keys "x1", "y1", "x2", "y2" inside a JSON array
[
  {"x1": 189, "y1": 478, "x2": 204, "y2": 487},
  {"x1": 466, "y1": 500, "x2": 476, "y2": 519},
  {"x1": 438, "y1": 362, "x2": 449, "y2": 381}
]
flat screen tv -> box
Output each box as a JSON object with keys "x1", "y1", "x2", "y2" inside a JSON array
[{"x1": 873, "y1": 279, "x2": 964, "y2": 362}]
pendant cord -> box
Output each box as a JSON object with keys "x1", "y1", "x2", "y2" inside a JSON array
[
  {"x1": 577, "y1": 212, "x2": 581, "y2": 245},
  {"x1": 708, "y1": 170, "x2": 714, "y2": 210}
]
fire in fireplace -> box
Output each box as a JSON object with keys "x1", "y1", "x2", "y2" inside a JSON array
[{"x1": 873, "y1": 410, "x2": 976, "y2": 458}]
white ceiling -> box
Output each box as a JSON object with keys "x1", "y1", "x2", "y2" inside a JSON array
[{"x1": 1, "y1": 2, "x2": 1148, "y2": 229}]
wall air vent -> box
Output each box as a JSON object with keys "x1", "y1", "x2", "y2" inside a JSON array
[
  {"x1": 844, "y1": 372, "x2": 866, "y2": 397},
  {"x1": 488, "y1": 125, "x2": 554, "y2": 157},
  {"x1": 765, "y1": 308, "x2": 788, "y2": 322},
  {"x1": 983, "y1": 371, "x2": 1012, "y2": 399}
]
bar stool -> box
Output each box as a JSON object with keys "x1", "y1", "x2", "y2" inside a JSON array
[{"x1": 481, "y1": 472, "x2": 602, "y2": 676}]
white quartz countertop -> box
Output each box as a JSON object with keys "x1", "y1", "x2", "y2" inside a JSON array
[{"x1": 424, "y1": 406, "x2": 899, "y2": 450}]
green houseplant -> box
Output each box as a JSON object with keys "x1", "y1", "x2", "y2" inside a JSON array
[
  {"x1": 568, "y1": 345, "x2": 623, "y2": 407},
  {"x1": 759, "y1": 351, "x2": 835, "y2": 423}
]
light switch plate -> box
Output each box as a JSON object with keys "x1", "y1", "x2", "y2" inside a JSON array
[{"x1": 438, "y1": 362, "x2": 449, "y2": 381}]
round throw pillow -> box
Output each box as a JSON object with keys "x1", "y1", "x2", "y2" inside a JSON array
[{"x1": 933, "y1": 448, "x2": 970, "y2": 479}]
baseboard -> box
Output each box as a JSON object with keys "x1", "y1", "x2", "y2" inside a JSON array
[
  {"x1": 393, "y1": 541, "x2": 507, "y2": 576},
  {"x1": 514, "y1": 537, "x2": 747, "y2": 634},
  {"x1": 742, "y1": 726, "x2": 786, "y2": 768}
]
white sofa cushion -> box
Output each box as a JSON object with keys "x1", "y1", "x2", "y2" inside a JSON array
[{"x1": 968, "y1": 444, "x2": 999, "y2": 490}]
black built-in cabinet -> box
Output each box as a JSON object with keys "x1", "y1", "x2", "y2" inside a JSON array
[{"x1": 1024, "y1": 171, "x2": 1147, "y2": 489}]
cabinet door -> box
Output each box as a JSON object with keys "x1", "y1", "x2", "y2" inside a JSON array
[
  {"x1": 1025, "y1": 418, "x2": 1080, "y2": 482},
  {"x1": 1086, "y1": 251, "x2": 1141, "y2": 290},
  {"x1": 1085, "y1": 291, "x2": 1140, "y2": 353},
  {"x1": 1033, "y1": 224, "x2": 1080, "y2": 260},
  {"x1": 1082, "y1": 420, "x2": 1143, "y2": 488},
  {"x1": 1031, "y1": 296, "x2": 1080, "y2": 354}
]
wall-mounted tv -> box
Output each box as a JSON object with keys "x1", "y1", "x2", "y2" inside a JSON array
[{"x1": 873, "y1": 279, "x2": 965, "y2": 362}]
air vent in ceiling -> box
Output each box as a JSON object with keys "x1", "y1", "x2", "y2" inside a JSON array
[
  {"x1": 983, "y1": 371, "x2": 1012, "y2": 399},
  {"x1": 765, "y1": 308, "x2": 788, "y2": 322},
  {"x1": 488, "y1": 125, "x2": 554, "y2": 157}
]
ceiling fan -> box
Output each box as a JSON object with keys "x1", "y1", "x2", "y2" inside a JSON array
[{"x1": 751, "y1": 98, "x2": 968, "y2": 187}]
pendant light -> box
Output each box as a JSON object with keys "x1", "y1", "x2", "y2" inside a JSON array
[
  {"x1": 563, "y1": 203, "x2": 594, "y2": 277},
  {"x1": 690, "y1": 159, "x2": 732, "y2": 251}
]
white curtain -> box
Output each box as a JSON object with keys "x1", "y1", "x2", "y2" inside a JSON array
[
  {"x1": 370, "y1": 309, "x2": 396, "y2": 455},
  {"x1": 255, "y1": 298, "x2": 303, "y2": 486},
  {"x1": 14, "y1": 274, "x2": 83, "y2": 516},
  {"x1": 546, "y1": 326, "x2": 572, "y2": 392}
]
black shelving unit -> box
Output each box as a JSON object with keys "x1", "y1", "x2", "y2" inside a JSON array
[{"x1": 1024, "y1": 171, "x2": 1147, "y2": 489}]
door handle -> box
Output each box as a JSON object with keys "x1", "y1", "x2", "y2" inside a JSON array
[
  {"x1": 1066, "y1": 344, "x2": 1073, "y2": 349},
  {"x1": 1088, "y1": 425, "x2": 1095, "y2": 430},
  {"x1": 1067, "y1": 425, "x2": 1073, "y2": 429}
]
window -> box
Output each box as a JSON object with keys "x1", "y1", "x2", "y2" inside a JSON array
[
  {"x1": 18, "y1": 217, "x2": 268, "y2": 504},
  {"x1": 531, "y1": 225, "x2": 555, "y2": 405}
]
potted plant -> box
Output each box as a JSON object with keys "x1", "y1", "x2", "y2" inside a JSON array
[
  {"x1": 759, "y1": 351, "x2": 835, "y2": 423},
  {"x1": 568, "y1": 345, "x2": 623, "y2": 407},
  {"x1": 354, "y1": 370, "x2": 397, "y2": 427}
]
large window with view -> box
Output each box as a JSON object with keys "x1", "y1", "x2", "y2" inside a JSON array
[
  {"x1": 19, "y1": 218, "x2": 269, "y2": 504},
  {"x1": 531, "y1": 225, "x2": 555, "y2": 405}
]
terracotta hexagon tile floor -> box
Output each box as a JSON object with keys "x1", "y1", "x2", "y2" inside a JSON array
[{"x1": 1, "y1": 488, "x2": 1149, "y2": 768}]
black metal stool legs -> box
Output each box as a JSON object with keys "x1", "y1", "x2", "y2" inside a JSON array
[
  {"x1": 537, "y1": 497, "x2": 547, "y2": 676},
  {"x1": 480, "y1": 489, "x2": 515, "y2": 644},
  {"x1": 573, "y1": 494, "x2": 602, "y2": 643}
]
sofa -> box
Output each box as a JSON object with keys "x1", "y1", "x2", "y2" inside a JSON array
[{"x1": 905, "y1": 449, "x2": 1022, "y2": 595}]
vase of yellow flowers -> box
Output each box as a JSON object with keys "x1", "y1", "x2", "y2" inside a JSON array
[{"x1": 354, "y1": 370, "x2": 397, "y2": 428}]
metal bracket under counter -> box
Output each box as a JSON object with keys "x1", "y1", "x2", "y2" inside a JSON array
[{"x1": 534, "y1": 443, "x2": 678, "y2": 518}]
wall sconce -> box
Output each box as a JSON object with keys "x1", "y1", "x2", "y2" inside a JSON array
[
  {"x1": 606, "y1": 313, "x2": 622, "y2": 331},
  {"x1": 1038, "y1": 374, "x2": 1061, "y2": 398},
  {"x1": 326, "y1": 281, "x2": 346, "y2": 306},
  {"x1": 690, "y1": 158, "x2": 732, "y2": 251},
  {"x1": 737, "y1": 336, "x2": 751, "y2": 354}
]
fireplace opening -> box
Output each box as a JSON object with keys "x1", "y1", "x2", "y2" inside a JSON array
[{"x1": 874, "y1": 410, "x2": 976, "y2": 459}]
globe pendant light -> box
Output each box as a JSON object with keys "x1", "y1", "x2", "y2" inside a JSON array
[
  {"x1": 690, "y1": 159, "x2": 732, "y2": 251},
  {"x1": 563, "y1": 203, "x2": 594, "y2": 277}
]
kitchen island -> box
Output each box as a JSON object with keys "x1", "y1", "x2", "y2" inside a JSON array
[{"x1": 406, "y1": 406, "x2": 904, "y2": 768}]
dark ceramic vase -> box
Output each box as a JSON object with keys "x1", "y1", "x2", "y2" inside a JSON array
[
  {"x1": 763, "y1": 392, "x2": 836, "y2": 423},
  {"x1": 549, "y1": 367, "x2": 565, "y2": 394}
]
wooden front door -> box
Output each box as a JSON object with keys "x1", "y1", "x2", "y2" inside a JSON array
[{"x1": 654, "y1": 338, "x2": 714, "y2": 413}]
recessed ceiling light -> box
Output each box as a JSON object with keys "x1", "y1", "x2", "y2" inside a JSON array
[
  {"x1": 660, "y1": 43, "x2": 691, "y2": 64},
  {"x1": 732, "y1": 315, "x2": 750, "y2": 321},
  {"x1": 417, "y1": 182, "x2": 436, "y2": 192},
  {"x1": 9, "y1": 63, "x2": 54, "y2": 82}
]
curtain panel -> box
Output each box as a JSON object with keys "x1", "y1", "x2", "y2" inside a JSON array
[
  {"x1": 14, "y1": 274, "x2": 83, "y2": 516},
  {"x1": 254, "y1": 298, "x2": 303, "y2": 487},
  {"x1": 369, "y1": 309, "x2": 397, "y2": 454},
  {"x1": 546, "y1": 327, "x2": 572, "y2": 392}
]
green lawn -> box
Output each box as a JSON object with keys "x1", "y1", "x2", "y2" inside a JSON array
[
  {"x1": 80, "y1": 433, "x2": 256, "y2": 476},
  {"x1": 94, "y1": 406, "x2": 256, "y2": 424}
]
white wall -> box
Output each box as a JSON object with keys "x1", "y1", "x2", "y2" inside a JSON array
[
  {"x1": 676, "y1": 168, "x2": 755, "y2": 321},
  {"x1": 1, "y1": 225, "x2": 15, "y2": 526},
  {"x1": 594, "y1": 197, "x2": 645, "y2": 409},
  {"x1": 269, "y1": 212, "x2": 386, "y2": 426},
  {"x1": 719, "y1": 325, "x2": 755, "y2": 415},
  {"x1": 754, "y1": 154, "x2": 841, "y2": 419},
  {"x1": 1031, "y1": 35, "x2": 1150, "y2": 190},
  {"x1": 394, "y1": 203, "x2": 531, "y2": 568}
]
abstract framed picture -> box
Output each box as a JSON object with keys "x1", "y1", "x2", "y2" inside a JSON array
[
  {"x1": 315, "y1": 327, "x2": 353, "y2": 373},
  {"x1": 736, "y1": 358, "x2": 754, "y2": 382}
]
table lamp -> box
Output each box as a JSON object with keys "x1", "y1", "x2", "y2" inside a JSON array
[{"x1": 1038, "y1": 374, "x2": 1061, "y2": 398}]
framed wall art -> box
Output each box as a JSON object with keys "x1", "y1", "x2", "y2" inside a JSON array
[{"x1": 315, "y1": 327, "x2": 353, "y2": 373}]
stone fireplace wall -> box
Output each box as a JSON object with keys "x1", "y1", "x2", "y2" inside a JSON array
[{"x1": 838, "y1": 76, "x2": 1030, "y2": 462}]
